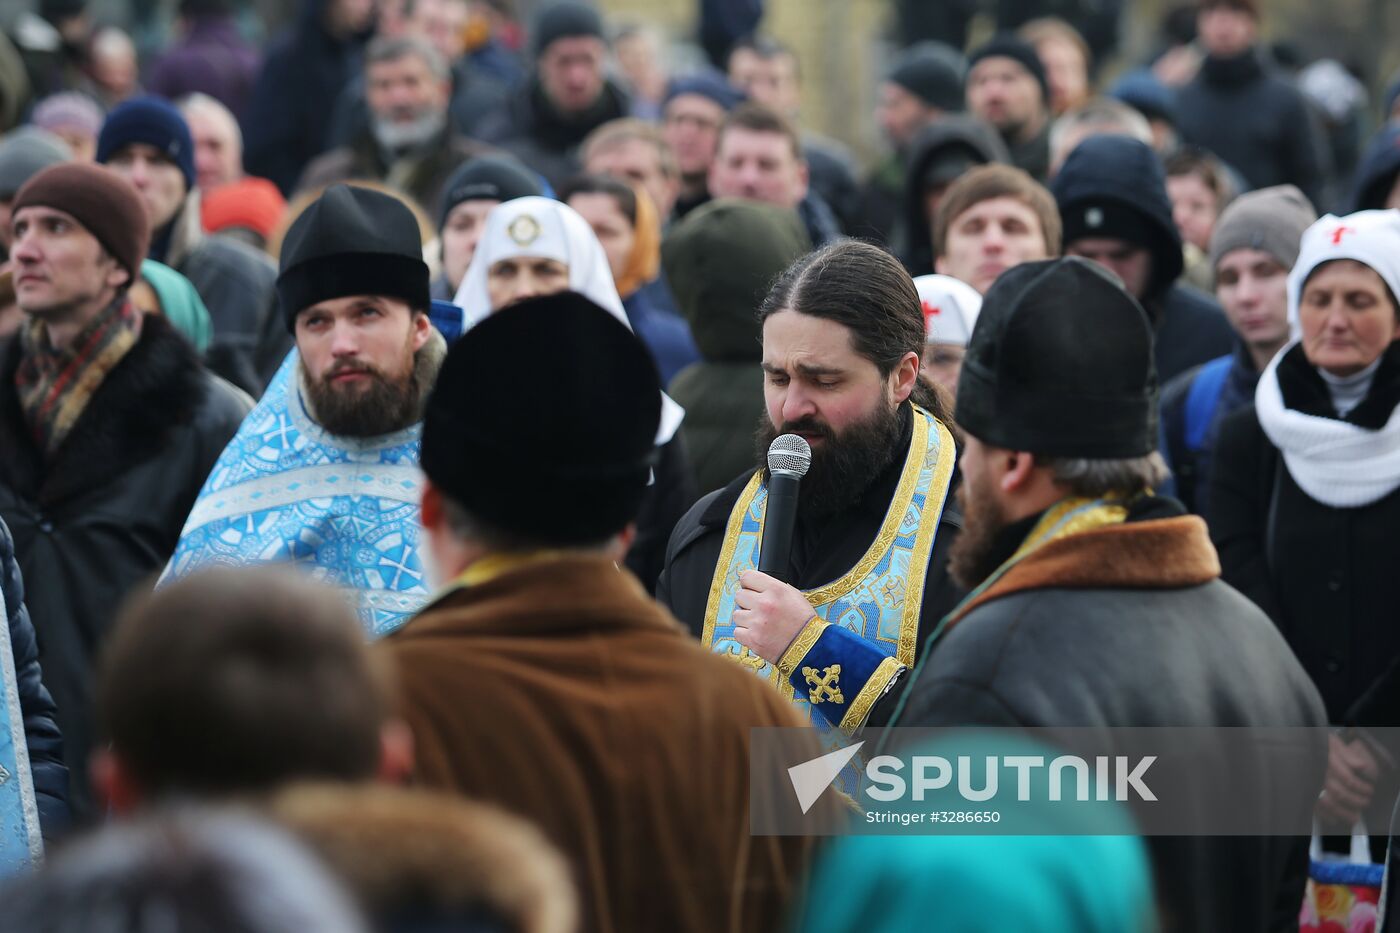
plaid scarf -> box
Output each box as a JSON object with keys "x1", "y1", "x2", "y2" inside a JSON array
[{"x1": 15, "y1": 297, "x2": 143, "y2": 458}]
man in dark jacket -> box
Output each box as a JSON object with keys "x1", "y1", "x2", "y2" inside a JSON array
[
  {"x1": 1351, "y1": 122, "x2": 1400, "y2": 213},
  {"x1": 898, "y1": 114, "x2": 1009, "y2": 276},
  {"x1": 965, "y1": 35, "x2": 1052, "y2": 182},
  {"x1": 144, "y1": 0, "x2": 261, "y2": 118},
  {"x1": 296, "y1": 36, "x2": 493, "y2": 218},
  {"x1": 859, "y1": 41, "x2": 967, "y2": 242},
  {"x1": 708, "y1": 102, "x2": 842, "y2": 249},
  {"x1": 475, "y1": 3, "x2": 629, "y2": 188},
  {"x1": 893, "y1": 257, "x2": 1328, "y2": 933},
  {"x1": 1053, "y1": 135, "x2": 1234, "y2": 382},
  {"x1": 657, "y1": 240, "x2": 964, "y2": 735},
  {"x1": 97, "y1": 97, "x2": 280, "y2": 395},
  {"x1": 242, "y1": 0, "x2": 372, "y2": 194},
  {"x1": 0, "y1": 163, "x2": 249, "y2": 820},
  {"x1": 660, "y1": 72, "x2": 744, "y2": 223},
  {"x1": 323, "y1": 0, "x2": 510, "y2": 151},
  {"x1": 663, "y1": 198, "x2": 810, "y2": 495},
  {"x1": 725, "y1": 34, "x2": 861, "y2": 233},
  {"x1": 1159, "y1": 185, "x2": 1315, "y2": 513},
  {"x1": 1174, "y1": 0, "x2": 1328, "y2": 208},
  {"x1": 0, "y1": 516, "x2": 68, "y2": 837}
]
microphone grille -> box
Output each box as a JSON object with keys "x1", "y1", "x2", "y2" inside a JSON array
[{"x1": 767, "y1": 434, "x2": 812, "y2": 477}]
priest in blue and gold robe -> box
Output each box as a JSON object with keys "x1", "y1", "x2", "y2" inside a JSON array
[
  {"x1": 657, "y1": 239, "x2": 964, "y2": 736},
  {"x1": 161, "y1": 185, "x2": 446, "y2": 636}
]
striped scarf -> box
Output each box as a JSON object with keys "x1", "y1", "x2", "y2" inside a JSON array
[{"x1": 15, "y1": 298, "x2": 143, "y2": 457}]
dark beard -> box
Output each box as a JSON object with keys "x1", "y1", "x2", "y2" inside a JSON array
[
  {"x1": 946, "y1": 471, "x2": 1010, "y2": 590},
  {"x1": 301, "y1": 355, "x2": 421, "y2": 438},
  {"x1": 754, "y1": 402, "x2": 905, "y2": 522}
]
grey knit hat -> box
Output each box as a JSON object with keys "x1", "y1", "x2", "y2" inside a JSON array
[
  {"x1": 1208, "y1": 184, "x2": 1317, "y2": 271},
  {"x1": 0, "y1": 128, "x2": 71, "y2": 200}
]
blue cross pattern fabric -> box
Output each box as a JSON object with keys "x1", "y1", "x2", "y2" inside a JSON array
[
  {"x1": 160, "y1": 350, "x2": 430, "y2": 636},
  {"x1": 0, "y1": 584, "x2": 42, "y2": 875}
]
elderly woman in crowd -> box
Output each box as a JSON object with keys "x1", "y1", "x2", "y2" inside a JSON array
[
  {"x1": 453, "y1": 196, "x2": 696, "y2": 593},
  {"x1": 1208, "y1": 209, "x2": 1400, "y2": 850},
  {"x1": 560, "y1": 174, "x2": 699, "y2": 385}
]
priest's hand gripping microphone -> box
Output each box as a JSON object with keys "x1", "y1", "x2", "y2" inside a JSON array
[{"x1": 758, "y1": 434, "x2": 812, "y2": 584}]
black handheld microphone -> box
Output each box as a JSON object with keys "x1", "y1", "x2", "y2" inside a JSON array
[{"x1": 757, "y1": 434, "x2": 812, "y2": 583}]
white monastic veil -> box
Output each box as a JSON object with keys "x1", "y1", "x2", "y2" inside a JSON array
[{"x1": 453, "y1": 196, "x2": 684, "y2": 444}]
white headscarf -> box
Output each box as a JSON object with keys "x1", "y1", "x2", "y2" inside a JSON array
[
  {"x1": 1254, "y1": 209, "x2": 1400, "y2": 508},
  {"x1": 452, "y1": 197, "x2": 684, "y2": 444},
  {"x1": 1286, "y1": 209, "x2": 1400, "y2": 337},
  {"x1": 913, "y1": 274, "x2": 983, "y2": 347}
]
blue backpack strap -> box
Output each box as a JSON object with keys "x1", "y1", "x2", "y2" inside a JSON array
[{"x1": 1184, "y1": 355, "x2": 1233, "y2": 453}]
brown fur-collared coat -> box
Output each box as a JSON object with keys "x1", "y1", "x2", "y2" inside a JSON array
[{"x1": 379, "y1": 554, "x2": 824, "y2": 933}]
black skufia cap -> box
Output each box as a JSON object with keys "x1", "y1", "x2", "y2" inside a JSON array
[
  {"x1": 277, "y1": 184, "x2": 429, "y2": 331},
  {"x1": 421, "y1": 292, "x2": 662, "y2": 545},
  {"x1": 954, "y1": 257, "x2": 1159, "y2": 459}
]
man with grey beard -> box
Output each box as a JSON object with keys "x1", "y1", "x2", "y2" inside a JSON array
[{"x1": 296, "y1": 35, "x2": 492, "y2": 217}]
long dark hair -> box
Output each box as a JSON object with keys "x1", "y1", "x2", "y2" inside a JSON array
[{"x1": 758, "y1": 239, "x2": 955, "y2": 427}]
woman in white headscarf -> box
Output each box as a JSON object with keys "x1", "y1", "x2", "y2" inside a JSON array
[
  {"x1": 453, "y1": 197, "x2": 695, "y2": 592},
  {"x1": 1208, "y1": 209, "x2": 1400, "y2": 856}
]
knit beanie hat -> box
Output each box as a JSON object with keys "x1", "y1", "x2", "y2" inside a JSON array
[
  {"x1": 277, "y1": 185, "x2": 429, "y2": 330},
  {"x1": 31, "y1": 92, "x2": 105, "y2": 138},
  {"x1": 12, "y1": 162, "x2": 150, "y2": 280},
  {"x1": 532, "y1": 2, "x2": 605, "y2": 56},
  {"x1": 663, "y1": 71, "x2": 745, "y2": 112},
  {"x1": 967, "y1": 36, "x2": 1050, "y2": 107},
  {"x1": 97, "y1": 96, "x2": 197, "y2": 192},
  {"x1": 201, "y1": 178, "x2": 288, "y2": 241},
  {"x1": 0, "y1": 128, "x2": 71, "y2": 200},
  {"x1": 887, "y1": 42, "x2": 966, "y2": 112},
  {"x1": 437, "y1": 156, "x2": 544, "y2": 230},
  {"x1": 1209, "y1": 185, "x2": 1317, "y2": 271}
]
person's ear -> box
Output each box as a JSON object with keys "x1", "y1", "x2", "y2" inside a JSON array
[
  {"x1": 891, "y1": 350, "x2": 919, "y2": 404},
  {"x1": 107, "y1": 258, "x2": 132, "y2": 292},
  {"x1": 91, "y1": 747, "x2": 142, "y2": 816},
  {"x1": 419, "y1": 481, "x2": 444, "y2": 533},
  {"x1": 608, "y1": 522, "x2": 638, "y2": 563},
  {"x1": 410, "y1": 308, "x2": 432, "y2": 352},
  {"x1": 794, "y1": 159, "x2": 809, "y2": 202},
  {"x1": 1000, "y1": 450, "x2": 1038, "y2": 494},
  {"x1": 376, "y1": 718, "x2": 415, "y2": 785}
]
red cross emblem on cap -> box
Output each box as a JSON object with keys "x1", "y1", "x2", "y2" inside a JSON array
[{"x1": 1330, "y1": 225, "x2": 1355, "y2": 245}]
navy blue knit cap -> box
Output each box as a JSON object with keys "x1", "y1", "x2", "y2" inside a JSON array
[
  {"x1": 97, "y1": 96, "x2": 196, "y2": 192},
  {"x1": 663, "y1": 71, "x2": 745, "y2": 112}
]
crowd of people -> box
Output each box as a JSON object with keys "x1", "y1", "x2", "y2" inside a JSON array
[{"x1": 0, "y1": 0, "x2": 1398, "y2": 930}]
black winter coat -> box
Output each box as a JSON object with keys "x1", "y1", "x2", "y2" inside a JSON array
[
  {"x1": 1176, "y1": 49, "x2": 1329, "y2": 209},
  {"x1": 241, "y1": 0, "x2": 368, "y2": 193},
  {"x1": 1147, "y1": 282, "x2": 1235, "y2": 384},
  {"x1": 897, "y1": 496, "x2": 1328, "y2": 933},
  {"x1": 0, "y1": 314, "x2": 250, "y2": 819},
  {"x1": 0, "y1": 517, "x2": 68, "y2": 836},
  {"x1": 1350, "y1": 122, "x2": 1400, "y2": 213},
  {"x1": 1207, "y1": 343, "x2": 1400, "y2": 723},
  {"x1": 1159, "y1": 341, "x2": 1261, "y2": 514}
]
